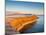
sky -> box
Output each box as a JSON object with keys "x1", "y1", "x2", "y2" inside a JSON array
[{"x1": 6, "y1": 0, "x2": 44, "y2": 15}]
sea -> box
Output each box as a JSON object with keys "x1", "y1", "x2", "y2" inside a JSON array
[
  {"x1": 5, "y1": 15, "x2": 44, "y2": 35},
  {"x1": 23, "y1": 15, "x2": 44, "y2": 33}
]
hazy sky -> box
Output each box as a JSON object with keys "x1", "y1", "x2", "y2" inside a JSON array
[{"x1": 6, "y1": 0, "x2": 44, "y2": 15}]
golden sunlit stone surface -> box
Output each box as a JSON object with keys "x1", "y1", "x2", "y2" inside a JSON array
[{"x1": 6, "y1": 15, "x2": 38, "y2": 32}]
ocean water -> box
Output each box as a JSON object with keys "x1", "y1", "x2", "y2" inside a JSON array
[
  {"x1": 23, "y1": 16, "x2": 44, "y2": 33},
  {"x1": 6, "y1": 15, "x2": 44, "y2": 34}
]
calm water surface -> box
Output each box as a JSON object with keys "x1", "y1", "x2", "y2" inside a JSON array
[
  {"x1": 23, "y1": 16, "x2": 44, "y2": 33},
  {"x1": 6, "y1": 15, "x2": 44, "y2": 34}
]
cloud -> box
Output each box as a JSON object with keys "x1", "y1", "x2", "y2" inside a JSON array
[{"x1": 6, "y1": 11, "x2": 43, "y2": 16}]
